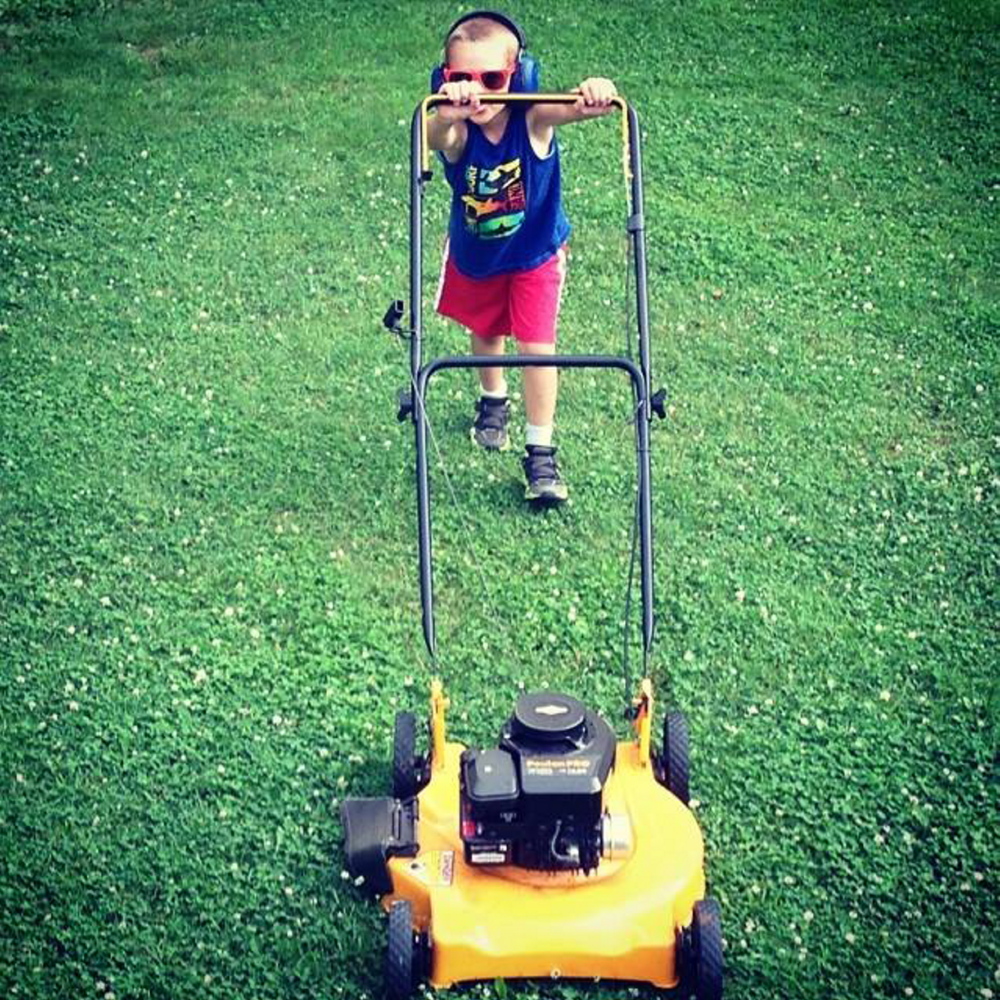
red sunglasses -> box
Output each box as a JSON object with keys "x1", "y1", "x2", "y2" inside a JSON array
[{"x1": 442, "y1": 63, "x2": 516, "y2": 91}]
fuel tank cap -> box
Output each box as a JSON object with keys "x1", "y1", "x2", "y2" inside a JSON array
[{"x1": 511, "y1": 692, "x2": 587, "y2": 741}]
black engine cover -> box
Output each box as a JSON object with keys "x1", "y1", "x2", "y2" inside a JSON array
[{"x1": 460, "y1": 692, "x2": 616, "y2": 872}]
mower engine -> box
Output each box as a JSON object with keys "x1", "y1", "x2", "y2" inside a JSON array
[{"x1": 460, "y1": 692, "x2": 619, "y2": 873}]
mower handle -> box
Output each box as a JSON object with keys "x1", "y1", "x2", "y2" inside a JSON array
[
  {"x1": 405, "y1": 92, "x2": 656, "y2": 669},
  {"x1": 419, "y1": 92, "x2": 631, "y2": 180}
]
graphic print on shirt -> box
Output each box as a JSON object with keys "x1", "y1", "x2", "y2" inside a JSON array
[{"x1": 461, "y1": 157, "x2": 526, "y2": 240}]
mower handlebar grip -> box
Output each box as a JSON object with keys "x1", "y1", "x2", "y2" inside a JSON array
[
  {"x1": 417, "y1": 94, "x2": 632, "y2": 180},
  {"x1": 422, "y1": 92, "x2": 627, "y2": 111}
]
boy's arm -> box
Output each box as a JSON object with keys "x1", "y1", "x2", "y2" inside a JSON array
[
  {"x1": 527, "y1": 77, "x2": 618, "y2": 152},
  {"x1": 427, "y1": 80, "x2": 483, "y2": 164}
]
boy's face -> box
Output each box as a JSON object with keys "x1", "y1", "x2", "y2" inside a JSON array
[{"x1": 447, "y1": 35, "x2": 515, "y2": 126}]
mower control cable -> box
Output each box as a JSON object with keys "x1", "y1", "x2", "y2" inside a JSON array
[{"x1": 385, "y1": 314, "x2": 509, "y2": 680}]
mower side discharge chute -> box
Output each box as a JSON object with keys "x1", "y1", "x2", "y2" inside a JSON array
[{"x1": 340, "y1": 797, "x2": 419, "y2": 896}]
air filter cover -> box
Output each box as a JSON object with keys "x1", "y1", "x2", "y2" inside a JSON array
[{"x1": 511, "y1": 692, "x2": 587, "y2": 742}]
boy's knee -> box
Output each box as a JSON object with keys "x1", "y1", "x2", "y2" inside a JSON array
[{"x1": 516, "y1": 339, "x2": 556, "y2": 356}]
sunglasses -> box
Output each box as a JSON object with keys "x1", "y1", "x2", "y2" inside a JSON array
[{"x1": 442, "y1": 63, "x2": 516, "y2": 91}]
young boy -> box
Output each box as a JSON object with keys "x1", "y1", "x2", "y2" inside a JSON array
[{"x1": 427, "y1": 11, "x2": 617, "y2": 504}]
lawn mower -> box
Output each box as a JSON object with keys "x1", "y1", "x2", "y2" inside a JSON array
[{"x1": 341, "y1": 91, "x2": 724, "y2": 999}]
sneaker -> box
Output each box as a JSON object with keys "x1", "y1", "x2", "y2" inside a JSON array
[
  {"x1": 522, "y1": 445, "x2": 569, "y2": 504},
  {"x1": 471, "y1": 396, "x2": 510, "y2": 451}
]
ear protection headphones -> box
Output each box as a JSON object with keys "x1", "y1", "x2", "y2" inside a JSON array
[{"x1": 430, "y1": 9, "x2": 540, "y2": 94}]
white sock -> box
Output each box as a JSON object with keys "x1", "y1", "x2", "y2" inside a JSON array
[
  {"x1": 481, "y1": 381, "x2": 508, "y2": 400},
  {"x1": 525, "y1": 423, "x2": 553, "y2": 448}
]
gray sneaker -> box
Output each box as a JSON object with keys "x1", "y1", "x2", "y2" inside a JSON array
[
  {"x1": 522, "y1": 445, "x2": 568, "y2": 504},
  {"x1": 471, "y1": 396, "x2": 510, "y2": 451}
]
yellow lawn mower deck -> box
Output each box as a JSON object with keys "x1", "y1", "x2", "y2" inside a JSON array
[{"x1": 341, "y1": 680, "x2": 723, "y2": 998}]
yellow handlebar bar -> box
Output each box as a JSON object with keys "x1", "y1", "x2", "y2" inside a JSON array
[{"x1": 419, "y1": 93, "x2": 632, "y2": 182}]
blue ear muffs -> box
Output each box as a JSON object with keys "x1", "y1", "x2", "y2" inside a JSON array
[
  {"x1": 512, "y1": 53, "x2": 540, "y2": 93},
  {"x1": 431, "y1": 10, "x2": 540, "y2": 94}
]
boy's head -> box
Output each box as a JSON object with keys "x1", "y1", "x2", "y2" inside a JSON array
[
  {"x1": 443, "y1": 13, "x2": 522, "y2": 125},
  {"x1": 445, "y1": 14, "x2": 520, "y2": 67}
]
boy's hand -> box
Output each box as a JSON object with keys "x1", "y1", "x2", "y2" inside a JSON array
[
  {"x1": 435, "y1": 80, "x2": 484, "y2": 122},
  {"x1": 572, "y1": 77, "x2": 618, "y2": 117}
]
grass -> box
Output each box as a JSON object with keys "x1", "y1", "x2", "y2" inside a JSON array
[{"x1": 1, "y1": 1, "x2": 997, "y2": 998}]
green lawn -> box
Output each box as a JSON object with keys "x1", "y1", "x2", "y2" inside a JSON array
[{"x1": 1, "y1": 1, "x2": 997, "y2": 998}]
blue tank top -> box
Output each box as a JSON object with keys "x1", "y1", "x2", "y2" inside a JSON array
[{"x1": 442, "y1": 106, "x2": 571, "y2": 278}]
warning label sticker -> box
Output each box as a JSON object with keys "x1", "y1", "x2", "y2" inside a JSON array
[{"x1": 422, "y1": 851, "x2": 454, "y2": 886}]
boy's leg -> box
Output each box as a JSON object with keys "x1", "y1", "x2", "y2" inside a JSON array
[
  {"x1": 436, "y1": 246, "x2": 513, "y2": 451},
  {"x1": 471, "y1": 333, "x2": 508, "y2": 397},
  {"x1": 518, "y1": 340, "x2": 567, "y2": 502},
  {"x1": 521, "y1": 341, "x2": 556, "y2": 443},
  {"x1": 511, "y1": 249, "x2": 568, "y2": 503},
  {"x1": 470, "y1": 333, "x2": 511, "y2": 451}
]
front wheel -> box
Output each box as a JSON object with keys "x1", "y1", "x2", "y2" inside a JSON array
[
  {"x1": 691, "y1": 897, "x2": 724, "y2": 1000},
  {"x1": 386, "y1": 900, "x2": 421, "y2": 1000}
]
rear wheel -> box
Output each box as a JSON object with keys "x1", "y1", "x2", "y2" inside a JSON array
[
  {"x1": 660, "y1": 710, "x2": 690, "y2": 805},
  {"x1": 386, "y1": 900, "x2": 419, "y2": 1000},
  {"x1": 691, "y1": 898, "x2": 724, "y2": 1000},
  {"x1": 392, "y1": 712, "x2": 427, "y2": 799}
]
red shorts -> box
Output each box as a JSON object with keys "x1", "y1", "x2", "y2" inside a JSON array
[{"x1": 435, "y1": 244, "x2": 568, "y2": 345}]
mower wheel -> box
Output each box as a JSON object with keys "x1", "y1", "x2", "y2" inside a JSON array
[
  {"x1": 392, "y1": 712, "x2": 427, "y2": 799},
  {"x1": 386, "y1": 899, "x2": 421, "y2": 999},
  {"x1": 660, "y1": 710, "x2": 690, "y2": 805},
  {"x1": 691, "y1": 897, "x2": 724, "y2": 1000}
]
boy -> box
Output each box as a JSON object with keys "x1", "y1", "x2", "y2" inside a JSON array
[{"x1": 427, "y1": 11, "x2": 617, "y2": 504}]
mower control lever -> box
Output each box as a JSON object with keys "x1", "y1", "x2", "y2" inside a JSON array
[
  {"x1": 651, "y1": 388, "x2": 669, "y2": 419},
  {"x1": 383, "y1": 299, "x2": 405, "y2": 333},
  {"x1": 397, "y1": 388, "x2": 414, "y2": 423}
]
